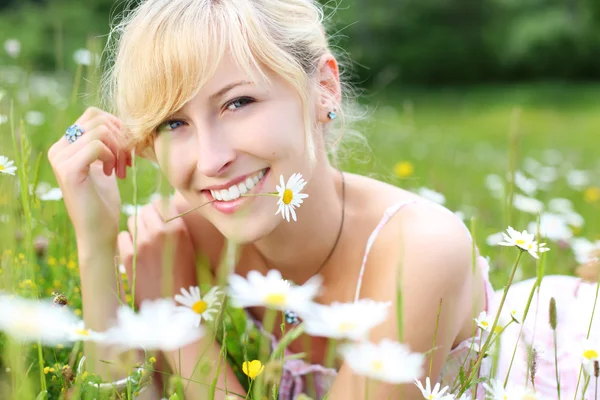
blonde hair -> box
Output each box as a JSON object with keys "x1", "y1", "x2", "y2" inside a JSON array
[{"x1": 102, "y1": 0, "x2": 363, "y2": 162}]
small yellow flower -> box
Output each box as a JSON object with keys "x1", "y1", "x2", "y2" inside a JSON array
[
  {"x1": 584, "y1": 187, "x2": 600, "y2": 204},
  {"x1": 242, "y1": 360, "x2": 264, "y2": 379},
  {"x1": 43, "y1": 367, "x2": 50, "y2": 374},
  {"x1": 47, "y1": 257, "x2": 57, "y2": 266},
  {"x1": 393, "y1": 161, "x2": 414, "y2": 178},
  {"x1": 74, "y1": 309, "x2": 82, "y2": 316},
  {"x1": 149, "y1": 356, "x2": 156, "y2": 364},
  {"x1": 67, "y1": 260, "x2": 77, "y2": 270}
]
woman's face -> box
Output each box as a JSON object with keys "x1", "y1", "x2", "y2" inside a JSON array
[{"x1": 153, "y1": 54, "x2": 317, "y2": 243}]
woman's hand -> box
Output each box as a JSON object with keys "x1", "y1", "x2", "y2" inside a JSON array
[
  {"x1": 48, "y1": 107, "x2": 130, "y2": 250},
  {"x1": 117, "y1": 198, "x2": 198, "y2": 305}
]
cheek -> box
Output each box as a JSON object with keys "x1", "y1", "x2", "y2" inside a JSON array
[
  {"x1": 154, "y1": 140, "x2": 196, "y2": 188},
  {"x1": 231, "y1": 101, "x2": 305, "y2": 157}
]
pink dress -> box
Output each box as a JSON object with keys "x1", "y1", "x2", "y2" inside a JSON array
[{"x1": 253, "y1": 201, "x2": 596, "y2": 399}]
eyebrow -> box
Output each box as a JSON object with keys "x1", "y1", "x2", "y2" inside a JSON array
[{"x1": 209, "y1": 80, "x2": 254, "y2": 101}]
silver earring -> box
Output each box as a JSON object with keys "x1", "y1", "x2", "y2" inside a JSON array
[{"x1": 327, "y1": 108, "x2": 337, "y2": 120}]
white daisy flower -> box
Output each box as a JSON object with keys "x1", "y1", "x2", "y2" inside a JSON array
[
  {"x1": 514, "y1": 170, "x2": 538, "y2": 197},
  {"x1": 571, "y1": 238, "x2": 600, "y2": 265},
  {"x1": 227, "y1": 269, "x2": 321, "y2": 314},
  {"x1": 0, "y1": 295, "x2": 79, "y2": 345},
  {"x1": 25, "y1": 111, "x2": 45, "y2": 126},
  {"x1": 105, "y1": 299, "x2": 204, "y2": 351},
  {"x1": 174, "y1": 286, "x2": 223, "y2": 327},
  {"x1": 498, "y1": 227, "x2": 535, "y2": 251},
  {"x1": 275, "y1": 173, "x2": 309, "y2": 222},
  {"x1": 580, "y1": 339, "x2": 600, "y2": 375},
  {"x1": 474, "y1": 311, "x2": 494, "y2": 332},
  {"x1": 483, "y1": 379, "x2": 539, "y2": 399},
  {"x1": 3, "y1": 39, "x2": 20, "y2": 58},
  {"x1": 527, "y1": 213, "x2": 573, "y2": 243},
  {"x1": 64, "y1": 321, "x2": 106, "y2": 343},
  {"x1": 485, "y1": 174, "x2": 505, "y2": 199},
  {"x1": 339, "y1": 339, "x2": 424, "y2": 384},
  {"x1": 513, "y1": 194, "x2": 544, "y2": 214},
  {"x1": 36, "y1": 185, "x2": 63, "y2": 201},
  {"x1": 414, "y1": 377, "x2": 450, "y2": 399},
  {"x1": 0, "y1": 155, "x2": 17, "y2": 176},
  {"x1": 301, "y1": 299, "x2": 391, "y2": 341},
  {"x1": 566, "y1": 169, "x2": 590, "y2": 191}
]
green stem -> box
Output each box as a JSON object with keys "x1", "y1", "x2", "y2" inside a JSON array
[
  {"x1": 130, "y1": 152, "x2": 138, "y2": 310},
  {"x1": 458, "y1": 250, "x2": 523, "y2": 396},
  {"x1": 554, "y1": 328, "x2": 561, "y2": 400},
  {"x1": 164, "y1": 192, "x2": 278, "y2": 223},
  {"x1": 36, "y1": 341, "x2": 46, "y2": 392},
  {"x1": 324, "y1": 338, "x2": 338, "y2": 369}
]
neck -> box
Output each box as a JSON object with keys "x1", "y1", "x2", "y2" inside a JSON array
[{"x1": 253, "y1": 164, "x2": 345, "y2": 284}]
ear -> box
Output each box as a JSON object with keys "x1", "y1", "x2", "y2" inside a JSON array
[{"x1": 314, "y1": 54, "x2": 342, "y2": 124}]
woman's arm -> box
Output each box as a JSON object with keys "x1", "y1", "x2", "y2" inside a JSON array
[{"x1": 328, "y1": 203, "x2": 482, "y2": 399}]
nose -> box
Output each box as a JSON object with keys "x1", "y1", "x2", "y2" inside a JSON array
[{"x1": 195, "y1": 129, "x2": 236, "y2": 177}]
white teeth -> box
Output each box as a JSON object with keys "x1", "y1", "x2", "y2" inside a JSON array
[
  {"x1": 229, "y1": 185, "x2": 240, "y2": 199},
  {"x1": 220, "y1": 189, "x2": 231, "y2": 201},
  {"x1": 211, "y1": 168, "x2": 267, "y2": 202}
]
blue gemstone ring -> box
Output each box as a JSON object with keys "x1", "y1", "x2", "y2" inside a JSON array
[{"x1": 64, "y1": 124, "x2": 85, "y2": 144}]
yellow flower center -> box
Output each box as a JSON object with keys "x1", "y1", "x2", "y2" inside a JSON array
[
  {"x1": 480, "y1": 321, "x2": 489, "y2": 328},
  {"x1": 583, "y1": 349, "x2": 599, "y2": 360},
  {"x1": 338, "y1": 322, "x2": 356, "y2": 332},
  {"x1": 371, "y1": 360, "x2": 384, "y2": 372},
  {"x1": 192, "y1": 300, "x2": 208, "y2": 314},
  {"x1": 242, "y1": 360, "x2": 265, "y2": 379},
  {"x1": 75, "y1": 328, "x2": 89, "y2": 336},
  {"x1": 515, "y1": 239, "x2": 526, "y2": 245},
  {"x1": 0, "y1": 165, "x2": 4, "y2": 171},
  {"x1": 264, "y1": 293, "x2": 287, "y2": 307},
  {"x1": 282, "y1": 189, "x2": 293, "y2": 205}
]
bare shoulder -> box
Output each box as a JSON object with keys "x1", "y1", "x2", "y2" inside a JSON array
[{"x1": 349, "y1": 173, "x2": 476, "y2": 296}]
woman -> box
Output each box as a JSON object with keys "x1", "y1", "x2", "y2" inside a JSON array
[{"x1": 48, "y1": 0, "x2": 595, "y2": 398}]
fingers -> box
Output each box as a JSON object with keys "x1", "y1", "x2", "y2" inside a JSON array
[
  {"x1": 61, "y1": 139, "x2": 117, "y2": 181},
  {"x1": 48, "y1": 108, "x2": 131, "y2": 180}
]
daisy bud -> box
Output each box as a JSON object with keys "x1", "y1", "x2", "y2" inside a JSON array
[{"x1": 549, "y1": 297, "x2": 557, "y2": 330}]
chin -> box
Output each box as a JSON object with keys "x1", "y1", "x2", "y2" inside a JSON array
[{"x1": 212, "y1": 212, "x2": 280, "y2": 245}]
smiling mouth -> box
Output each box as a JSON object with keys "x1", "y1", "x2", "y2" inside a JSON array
[{"x1": 206, "y1": 168, "x2": 269, "y2": 202}]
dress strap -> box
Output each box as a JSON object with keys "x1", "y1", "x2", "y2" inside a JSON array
[{"x1": 354, "y1": 200, "x2": 418, "y2": 302}]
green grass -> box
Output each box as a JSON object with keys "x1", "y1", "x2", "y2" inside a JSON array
[{"x1": 1, "y1": 72, "x2": 600, "y2": 398}]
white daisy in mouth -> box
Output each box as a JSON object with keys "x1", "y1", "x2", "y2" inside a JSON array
[
  {"x1": 275, "y1": 173, "x2": 309, "y2": 222},
  {"x1": 227, "y1": 269, "x2": 321, "y2": 314},
  {"x1": 174, "y1": 286, "x2": 223, "y2": 327},
  {"x1": 0, "y1": 155, "x2": 17, "y2": 176}
]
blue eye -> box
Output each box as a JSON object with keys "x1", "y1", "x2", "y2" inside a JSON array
[
  {"x1": 226, "y1": 97, "x2": 254, "y2": 112},
  {"x1": 157, "y1": 120, "x2": 186, "y2": 133}
]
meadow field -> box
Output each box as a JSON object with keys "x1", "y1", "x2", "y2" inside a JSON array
[{"x1": 1, "y1": 59, "x2": 600, "y2": 399}]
